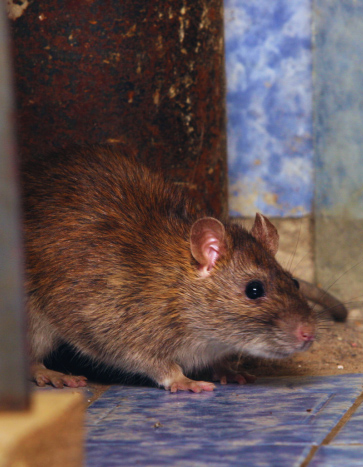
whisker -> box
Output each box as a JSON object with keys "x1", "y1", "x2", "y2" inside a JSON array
[
  {"x1": 306, "y1": 260, "x2": 363, "y2": 319},
  {"x1": 291, "y1": 252, "x2": 311, "y2": 277},
  {"x1": 320, "y1": 258, "x2": 363, "y2": 295},
  {"x1": 287, "y1": 218, "x2": 303, "y2": 273},
  {"x1": 313, "y1": 301, "x2": 363, "y2": 329},
  {"x1": 316, "y1": 298, "x2": 363, "y2": 313}
]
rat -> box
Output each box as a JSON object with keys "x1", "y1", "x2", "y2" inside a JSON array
[{"x1": 21, "y1": 144, "x2": 338, "y2": 392}]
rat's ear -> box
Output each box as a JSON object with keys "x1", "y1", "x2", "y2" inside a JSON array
[
  {"x1": 190, "y1": 217, "x2": 226, "y2": 277},
  {"x1": 250, "y1": 213, "x2": 279, "y2": 257}
]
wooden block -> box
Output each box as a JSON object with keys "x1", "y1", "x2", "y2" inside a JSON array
[{"x1": 0, "y1": 391, "x2": 84, "y2": 467}]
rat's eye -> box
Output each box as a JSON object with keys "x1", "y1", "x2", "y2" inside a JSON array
[
  {"x1": 245, "y1": 281, "x2": 265, "y2": 299},
  {"x1": 292, "y1": 278, "x2": 300, "y2": 289}
]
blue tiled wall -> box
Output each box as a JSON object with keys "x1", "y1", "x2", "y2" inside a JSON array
[
  {"x1": 312, "y1": 0, "x2": 363, "y2": 299},
  {"x1": 314, "y1": 1, "x2": 363, "y2": 220},
  {"x1": 224, "y1": 0, "x2": 313, "y2": 217}
]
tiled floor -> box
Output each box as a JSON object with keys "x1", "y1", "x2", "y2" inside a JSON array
[{"x1": 85, "y1": 374, "x2": 363, "y2": 466}]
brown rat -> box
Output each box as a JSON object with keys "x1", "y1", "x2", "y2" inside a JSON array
[{"x1": 22, "y1": 144, "x2": 317, "y2": 392}]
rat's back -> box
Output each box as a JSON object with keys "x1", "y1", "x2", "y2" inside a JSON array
[
  {"x1": 22, "y1": 144, "x2": 195, "y2": 232},
  {"x1": 22, "y1": 145, "x2": 196, "y2": 366}
]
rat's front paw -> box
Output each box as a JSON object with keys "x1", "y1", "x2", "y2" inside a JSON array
[
  {"x1": 31, "y1": 363, "x2": 87, "y2": 388},
  {"x1": 163, "y1": 375, "x2": 215, "y2": 393}
]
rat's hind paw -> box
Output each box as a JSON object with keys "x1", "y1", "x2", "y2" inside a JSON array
[
  {"x1": 213, "y1": 371, "x2": 256, "y2": 385},
  {"x1": 212, "y1": 360, "x2": 257, "y2": 385},
  {"x1": 31, "y1": 363, "x2": 87, "y2": 388}
]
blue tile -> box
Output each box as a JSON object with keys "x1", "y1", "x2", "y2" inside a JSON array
[
  {"x1": 332, "y1": 402, "x2": 363, "y2": 445},
  {"x1": 85, "y1": 375, "x2": 363, "y2": 466},
  {"x1": 86, "y1": 442, "x2": 311, "y2": 467},
  {"x1": 309, "y1": 446, "x2": 363, "y2": 467}
]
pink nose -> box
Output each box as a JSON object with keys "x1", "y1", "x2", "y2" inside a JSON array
[{"x1": 296, "y1": 324, "x2": 315, "y2": 342}]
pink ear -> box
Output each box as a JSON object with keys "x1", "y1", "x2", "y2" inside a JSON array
[
  {"x1": 250, "y1": 213, "x2": 279, "y2": 257},
  {"x1": 190, "y1": 217, "x2": 226, "y2": 277}
]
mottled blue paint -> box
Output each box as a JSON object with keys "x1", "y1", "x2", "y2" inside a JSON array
[
  {"x1": 224, "y1": 0, "x2": 314, "y2": 217},
  {"x1": 313, "y1": 0, "x2": 363, "y2": 219},
  {"x1": 313, "y1": 0, "x2": 363, "y2": 300},
  {"x1": 85, "y1": 374, "x2": 363, "y2": 466}
]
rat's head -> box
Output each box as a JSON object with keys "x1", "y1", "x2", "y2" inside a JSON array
[{"x1": 189, "y1": 213, "x2": 316, "y2": 359}]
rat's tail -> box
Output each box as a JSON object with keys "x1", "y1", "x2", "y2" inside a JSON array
[{"x1": 298, "y1": 279, "x2": 348, "y2": 322}]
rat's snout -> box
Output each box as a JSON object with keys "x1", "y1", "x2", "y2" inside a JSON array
[{"x1": 295, "y1": 323, "x2": 315, "y2": 343}]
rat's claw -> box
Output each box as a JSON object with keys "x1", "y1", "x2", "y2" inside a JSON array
[
  {"x1": 239, "y1": 372, "x2": 257, "y2": 384},
  {"x1": 62, "y1": 375, "x2": 88, "y2": 388},
  {"x1": 220, "y1": 376, "x2": 227, "y2": 385},
  {"x1": 235, "y1": 374, "x2": 247, "y2": 385},
  {"x1": 34, "y1": 374, "x2": 49, "y2": 387}
]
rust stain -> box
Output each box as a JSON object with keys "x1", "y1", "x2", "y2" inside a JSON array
[{"x1": 10, "y1": 0, "x2": 227, "y2": 218}]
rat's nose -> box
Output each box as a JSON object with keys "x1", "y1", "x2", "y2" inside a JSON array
[{"x1": 295, "y1": 323, "x2": 315, "y2": 342}]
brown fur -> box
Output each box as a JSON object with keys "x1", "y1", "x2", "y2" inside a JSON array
[{"x1": 22, "y1": 144, "x2": 316, "y2": 391}]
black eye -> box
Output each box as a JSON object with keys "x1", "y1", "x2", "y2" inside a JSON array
[
  {"x1": 292, "y1": 278, "x2": 300, "y2": 289},
  {"x1": 245, "y1": 281, "x2": 265, "y2": 299}
]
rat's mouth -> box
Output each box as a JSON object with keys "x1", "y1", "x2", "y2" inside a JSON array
[
  {"x1": 268, "y1": 349, "x2": 296, "y2": 359},
  {"x1": 275, "y1": 339, "x2": 314, "y2": 358},
  {"x1": 298, "y1": 340, "x2": 314, "y2": 352},
  {"x1": 265, "y1": 340, "x2": 313, "y2": 359},
  {"x1": 239, "y1": 333, "x2": 314, "y2": 360},
  {"x1": 243, "y1": 344, "x2": 294, "y2": 360}
]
